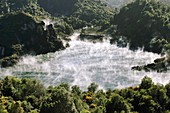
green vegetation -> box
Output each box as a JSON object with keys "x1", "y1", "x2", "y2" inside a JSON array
[
  {"x1": 1, "y1": 0, "x2": 170, "y2": 55},
  {"x1": 111, "y1": 0, "x2": 170, "y2": 54},
  {"x1": 0, "y1": 0, "x2": 49, "y2": 17},
  {"x1": 0, "y1": 12, "x2": 69, "y2": 67},
  {"x1": 0, "y1": 0, "x2": 116, "y2": 67},
  {"x1": 1, "y1": 0, "x2": 170, "y2": 112},
  {"x1": 38, "y1": 0, "x2": 115, "y2": 29},
  {"x1": 38, "y1": 0, "x2": 78, "y2": 16},
  {"x1": 105, "y1": 0, "x2": 170, "y2": 72},
  {"x1": 0, "y1": 0, "x2": 116, "y2": 29},
  {"x1": 0, "y1": 76, "x2": 170, "y2": 113},
  {"x1": 71, "y1": 0, "x2": 114, "y2": 27}
]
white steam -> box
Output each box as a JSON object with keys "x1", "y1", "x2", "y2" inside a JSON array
[{"x1": 0, "y1": 33, "x2": 169, "y2": 90}]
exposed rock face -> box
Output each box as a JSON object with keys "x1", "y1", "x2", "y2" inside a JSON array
[{"x1": 0, "y1": 12, "x2": 65, "y2": 67}]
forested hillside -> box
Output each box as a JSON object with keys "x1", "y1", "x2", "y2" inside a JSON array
[
  {"x1": 112, "y1": 0, "x2": 170, "y2": 53},
  {"x1": 108, "y1": 0, "x2": 170, "y2": 71},
  {"x1": 1, "y1": 0, "x2": 170, "y2": 112},
  {"x1": 0, "y1": 0, "x2": 116, "y2": 67},
  {"x1": 38, "y1": 0, "x2": 115, "y2": 29},
  {"x1": 0, "y1": 0, "x2": 49, "y2": 17}
]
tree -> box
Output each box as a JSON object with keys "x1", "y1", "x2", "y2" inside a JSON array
[
  {"x1": 9, "y1": 101, "x2": 24, "y2": 113},
  {"x1": 40, "y1": 86, "x2": 78, "y2": 113},
  {"x1": 138, "y1": 95, "x2": 160, "y2": 113},
  {"x1": 88, "y1": 83, "x2": 98, "y2": 93},
  {"x1": 149, "y1": 84, "x2": 169, "y2": 112},
  {"x1": 140, "y1": 76, "x2": 154, "y2": 89},
  {"x1": 105, "y1": 93, "x2": 131, "y2": 113}
]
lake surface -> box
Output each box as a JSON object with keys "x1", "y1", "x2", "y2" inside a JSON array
[{"x1": 0, "y1": 33, "x2": 170, "y2": 90}]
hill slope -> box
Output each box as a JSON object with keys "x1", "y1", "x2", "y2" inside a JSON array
[{"x1": 111, "y1": 0, "x2": 170, "y2": 53}]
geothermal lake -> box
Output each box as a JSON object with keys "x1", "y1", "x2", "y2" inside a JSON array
[{"x1": 0, "y1": 33, "x2": 170, "y2": 90}]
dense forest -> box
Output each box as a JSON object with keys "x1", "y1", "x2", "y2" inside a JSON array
[
  {"x1": 109, "y1": 0, "x2": 170, "y2": 72},
  {"x1": 0, "y1": 0, "x2": 170, "y2": 112},
  {"x1": 0, "y1": 76, "x2": 170, "y2": 113},
  {"x1": 0, "y1": 0, "x2": 115, "y2": 67}
]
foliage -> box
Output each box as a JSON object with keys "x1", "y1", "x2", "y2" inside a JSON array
[
  {"x1": 111, "y1": 0, "x2": 170, "y2": 53},
  {"x1": 72, "y1": 0, "x2": 114, "y2": 26},
  {"x1": 0, "y1": 0, "x2": 116, "y2": 67},
  {"x1": 0, "y1": 12, "x2": 74, "y2": 67},
  {"x1": 0, "y1": 76, "x2": 170, "y2": 113},
  {"x1": 1, "y1": 0, "x2": 170, "y2": 112},
  {"x1": 40, "y1": 86, "x2": 77, "y2": 113},
  {"x1": 149, "y1": 38, "x2": 168, "y2": 53},
  {"x1": 0, "y1": 0, "x2": 49, "y2": 17},
  {"x1": 38, "y1": 0, "x2": 115, "y2": 29},
  {"x1": 88, "y1": 83, "x2": 98, "y2": 93},
  {"x1": 140, "y1": 76, "x2": 154, "y2": 89},
  {"x1": 106, "y1": 93, "x2": 131, "y2": 113},
  {"x1": 38, "y1": 0, "x2": 78, "y2": 16}
]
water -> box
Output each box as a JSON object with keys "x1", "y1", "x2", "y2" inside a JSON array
[{"x1": 0, "y1": 33, "x2": 170, "y2": 90}]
